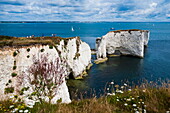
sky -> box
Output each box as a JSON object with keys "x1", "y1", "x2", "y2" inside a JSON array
[{"x1": 0, "y1": 0, "x2": 170, "y2": 21}]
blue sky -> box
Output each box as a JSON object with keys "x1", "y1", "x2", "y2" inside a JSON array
[{"x1": 0, "y1": 0, "x2": 170, "y2": 21}]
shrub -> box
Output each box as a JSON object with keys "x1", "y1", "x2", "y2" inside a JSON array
[
  {"x1": 13, "y1": 52, "x2": 17, "y2": 57},
  {"x1": 73, "y1": 53, "x2": 80, "y2": 60},
  {"x1": 14, "y1": 61, "x2": 16, "y2": 65},
  {"x1": 27, "y1": 48, "x2": 30, "y2": 52},
  {"x1": 4, "y1": 87, "x2": 14, "y2": 94},
  {"x1": 13, "y1": 66, "x2": 17, "y2": 70},
  {"x1": 8, "y1": 79, "x2": 12, "y2": 83},
  {"x1": 11, "y1": 73, "x2": 17, "y2": 77},
  {"x1": 40, "y1": 49, "x2": 45, "y2": 52},
  {"x1": 49, "y1": 45, "x2": 53, "y2": 49}
]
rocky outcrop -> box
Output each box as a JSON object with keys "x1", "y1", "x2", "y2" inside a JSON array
[
  {"x1": 96, "y1": 29, "x2": 150, "y2": 59},
  {"x1": 0, "y1": 36, "x2": 91, "y2": 104}
]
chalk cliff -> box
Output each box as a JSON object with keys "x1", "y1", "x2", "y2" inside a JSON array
[
  {"x1": 96, "y1": 29, "x2": 150, "y2": 59},
  {"x1": 0, "y1": 36, "x2": 91, "y2": 104}
]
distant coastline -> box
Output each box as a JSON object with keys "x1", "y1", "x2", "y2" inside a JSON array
[{"x1": 0, "y1": 21, "x2": 170, "y2": 23}]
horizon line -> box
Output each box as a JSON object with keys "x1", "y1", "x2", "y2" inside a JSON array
[{"x1": 0, "y1": 21, "x2": 170, "y2": 23}]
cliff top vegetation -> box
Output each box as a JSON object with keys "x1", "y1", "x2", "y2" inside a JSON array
[{"x1": 0, "y1": 35, "x2": 80, "y2": 48}]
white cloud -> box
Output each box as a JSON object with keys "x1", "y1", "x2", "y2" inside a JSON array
[{"x1": 0, "y1": 0, "x2": 170, "y2": 21}]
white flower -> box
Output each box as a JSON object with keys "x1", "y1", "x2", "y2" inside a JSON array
[
  {"x1": 144, "y1": 109, "x2": 146, "y2": 113},
  {"x1": 24, "y1": 110, "x2": 29, "y2": 113},
  {"x1": 127, "y1": 98, "x2": 131, "y2": 101},
  {"x1": 14, "y1": 108, "x2": 18, "y2": 111},
  {"x1": 142, "y1": 102, "x2": 144, "y2": 104},
  {"x1": 120, "y1": 91, "x2": 124, "y2": 93},
  {"x1": 134, "y1": 108, "x2": 137, "y2": 111},
  {"x1": 121, "y1": 86, "x2": 124, "y2": 89},
  {"x1": 143, "y1": 89, "x2": 146, "y2": 92},
  {"x1": 144, "y1": 105, "x2": 147, "y2": 107},
  {"x1": 124, "y1": 83, "x2": 127, "y2": 86},
  {"x1": 124, "y1": 103, "x2": 128, "y2": 106},
  {"x1": 9, "y1": 105, "x2": 14, "y2": 108},
  {"x1": 128, "y1": 89, "x2": 132, "y2": 91},
  {"x1": 132, "y1": 98, "x2": 135, "y2": 100},
  {"x1": 107, "y1": 93, "x2": 111, "y2": 95},
  {"x1": 124, "y1": 98, "x2": 126, "y2": 100},
  {"x1": 116, "y1": 99, "x2": 119, "y2": 101},
  {"x1": 111, "y1": 82, "x2": 114, "y2": 84},
  {"x1": 138, "y1": 102, "x2": 141, "y2": 104},
  {"x1": 111, "y1": 93, "x2": 115, "y2": 95},
  {"x1": 107, "y1": 88, "x2": 109, "y2": 90},
  {"x1": 10, "y1": 95, "x2": 14, "y2": 98},
  {"x1": 19, "y1": 110, "x2": 23, "y2": 112},
  {"x1": 133, "y1": 104, "x2": 137, "y2": 107},
  {"x1": 166, "y1": 111, "x2": 170, "y2": 113},
  {"x1": 135, "y1": 111, "x2": 139, "y2": 113},
  {"x1": 28, "y1": 105, "x2": 33, "y2": 108}
]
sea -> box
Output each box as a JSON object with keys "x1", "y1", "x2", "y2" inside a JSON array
[{"x1": 0, "y1": 22, "x2": 170, "y2": 99}]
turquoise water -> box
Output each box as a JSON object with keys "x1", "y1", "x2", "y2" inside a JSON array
[{"x1": 0, "y1": 22, "x2": 170, "y2": 98}]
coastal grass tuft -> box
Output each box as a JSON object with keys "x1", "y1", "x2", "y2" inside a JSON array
[{"x1": 11, "y1": 72, "x2": 17, "y2": 77}]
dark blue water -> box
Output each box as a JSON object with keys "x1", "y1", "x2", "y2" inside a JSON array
[{"x1": 0, "y1": 22, "x2": 170, "y2": 98}]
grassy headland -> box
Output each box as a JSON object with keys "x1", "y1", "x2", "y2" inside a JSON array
[{"x1": 0, "y1": 35, "x2": 80, "y2": 48}]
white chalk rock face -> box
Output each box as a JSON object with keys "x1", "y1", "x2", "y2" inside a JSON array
[
  {"x1": 96, "y1": 29, "x2": 150, "y2": 58},
  {"x1": 0, "y1": 45, "x2": 71, "y2": 104},
  {"x1": 57, "y1": 37, "x2": 91, "y2": 78},
  {"x1": 0, "y1": 37, "x2": 91, "y2": 104}
]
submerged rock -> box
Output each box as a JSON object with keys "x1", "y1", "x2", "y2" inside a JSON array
[{"x1": 96, "y1": 29, "x2": 150, "y2": 59}]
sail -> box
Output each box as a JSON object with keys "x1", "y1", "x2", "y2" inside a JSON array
[{"x1": 71, "y1": 26, "x2": 74, "y2": 31}]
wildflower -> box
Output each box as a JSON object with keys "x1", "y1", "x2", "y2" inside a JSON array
[
  {"x1": 120, "y1": 91, "x2": 124, "y2": 93},
  {"x1": 9, "y1": 105, "x2": 14, "y2": 108},
  {"x1": 135, "y1": 111, "x2": 139, "y2": 113},
  {"x1": 128, "y1": 89, "x2": 132, "y2": 91},
  {"x1": 132, "y1": 98, "x2": 135, "y2": 100},
  {"x1": 138, "y1": 102, "x2": 141, "y2": 104},
  {"x1": 124, "y1": 103, "x2": 128, "y2": 106},
  {"x1": 12, "y1": 108, "x2": 18, "y2": 112},
  {"x1": 107, "y1": 88, "x2": 109, "y2": 90},
  {"x1": 107, "y1": 93, "x2": 111, "y2": 95},
  {"x1": 19, "y1": 110, "x2": 23, "y2": 112},
  {"x1": 143, "y1": 89, "x2": 146, "y2": 92},
  {"x1": 124, "y1": 83, "x2": 127, "y2": 86},
  {"x1": 134, "y1": 108, "x2": 137, "y2": 111},
  {"x1": 133, "y1": 104, "x2": 137, "y2": 107},
  {"x1": 144, "y1": 109, "x2": 146, "y2": 113},
  {"x1": 124, "y1": 98, "x2": 126, "y2": 100},
  {"x1": 121, "y1": 86, "x2": 124, "y2": 89},
  {"x1": 24, "y1": 110, "x2": 29, "y2": 113},
  {"x1": 116, "y1": 99, "x2": 119, "y2": 101},
  {"x1": 127, "y1": 98, "x2": 131, "y2": 101},
  {"x1": 144, "y1": 105, "x2": 146, "y2": 107},
  {"x1": 166, "y1": 111, "x2": 170, "y2": 113},
  {"x1": 111, "y1": 82, "x2": 114, "y2": 84},
  {"x1": 111, "y1": 93, "x2": 115, "y2": 95},
  {"x1": 10, "y1": 95, "x2": 14, "y2": 99},
  {"x1": 142, "y1": 102, "x2": 144, "y2": 104}
]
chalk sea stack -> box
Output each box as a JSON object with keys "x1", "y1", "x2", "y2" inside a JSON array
[{"x1": 96, "y1": 29, "x2": 150, "y2": 62}]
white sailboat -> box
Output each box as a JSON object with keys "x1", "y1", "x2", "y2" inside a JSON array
[{"x1": 71, "y1": 26, "x2": 74, "y2": 32}]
